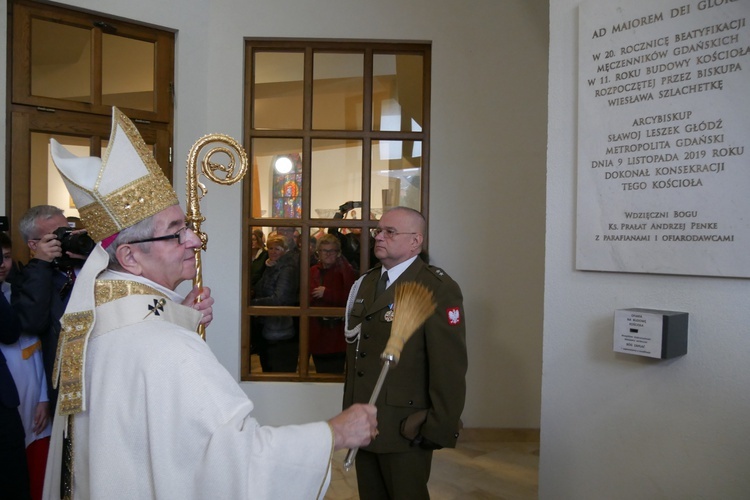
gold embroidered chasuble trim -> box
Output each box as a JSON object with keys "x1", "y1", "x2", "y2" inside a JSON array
[
  {"x1": 94, "y1": 279, "x2": 163, "y2": 306},
  {"x1": 54, "y1": 280, "x2": 167, "y2": 416}
]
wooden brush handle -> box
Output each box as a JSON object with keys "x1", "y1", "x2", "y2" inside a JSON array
[{"x1": 343, "y1": 360, "x2": 393, "y2": 471}]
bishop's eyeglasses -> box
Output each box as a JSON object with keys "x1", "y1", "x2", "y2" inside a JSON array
[{"x1": 127, "y1": 222, "x2": 195, "y2": 245}]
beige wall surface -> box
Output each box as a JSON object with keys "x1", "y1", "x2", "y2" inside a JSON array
[
  {"x1": 542, "y1": 0, "x2": 750, "y2": 498},
  {"x1": 0, "y1": 0, "x2": 548, "y2": 430}
]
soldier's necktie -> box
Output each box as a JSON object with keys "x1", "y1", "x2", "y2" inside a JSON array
[{"x1": 375, "y1": 270, "x2": 389, "y2": 298}]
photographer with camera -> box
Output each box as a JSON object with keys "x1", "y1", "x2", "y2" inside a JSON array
[
  {"x1": 329, "y1": 201, "x2": 378, "y2": 273},
  {"x1": 13, "y1": 205, "x2": 94, "y2": 414}
]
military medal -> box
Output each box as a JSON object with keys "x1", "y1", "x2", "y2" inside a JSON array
[{"x1": 384, "y1": 304, "x2": 395, "y2": 322}]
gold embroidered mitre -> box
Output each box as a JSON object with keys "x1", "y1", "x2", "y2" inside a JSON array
[{"x1": 50, "y1": 107, "x2": 178, "y2": 242}]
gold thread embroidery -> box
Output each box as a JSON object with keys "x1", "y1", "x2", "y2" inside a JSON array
[
  {"x1": 56, "y1": 311, "x2": 94, "y2": 415},
  {"x1": 55, "y1": 280, "x2": 169, "y2": 416},
  {"x1": 94, "y1": 280, "x2": 166, "y2": 307},
  {"x1": 77, "y1": 176, "x2": 177, "y2": 243}
]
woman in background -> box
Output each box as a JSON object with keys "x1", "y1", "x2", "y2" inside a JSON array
[
  {"x1": 309, "y1": 234, "x2": 356, "y2": 373},
  {"x1": 251, "y1": 235, "x2": 298, "y2": 372}
]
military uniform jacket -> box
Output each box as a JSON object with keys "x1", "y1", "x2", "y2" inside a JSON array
[{"x1": 343, "y1": 258, "x2": 467, "y2": 453}]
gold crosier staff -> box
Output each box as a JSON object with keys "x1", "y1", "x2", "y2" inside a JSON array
[{"x1": 185, "y1": 134, "x2": 248, "y2": 339}]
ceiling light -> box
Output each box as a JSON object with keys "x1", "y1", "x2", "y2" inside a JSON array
[{"x1": 275, "y1": 156, "x2": 293, "y2": 174}]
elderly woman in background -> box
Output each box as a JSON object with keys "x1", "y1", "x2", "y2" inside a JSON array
[
  {"x1": 309, "y1": 234, "x2": 356, "y2": 373},
  {"x1": 251, "y1": 234, "x2": 299, "y2": 372}
]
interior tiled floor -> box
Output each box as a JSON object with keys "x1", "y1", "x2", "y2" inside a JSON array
[{"x1": 325, "y1": 429, "x2": 540, "y2": 499}]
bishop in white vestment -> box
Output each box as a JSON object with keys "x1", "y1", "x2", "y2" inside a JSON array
[{"x1": 43, "y1": 108, "x2": 376, "y2": 500}]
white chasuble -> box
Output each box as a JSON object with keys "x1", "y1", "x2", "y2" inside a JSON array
[{"x1": 44, "y1": 279, "x2": 332, "y2": 499}]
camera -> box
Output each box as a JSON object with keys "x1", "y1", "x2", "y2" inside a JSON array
[
  {"x1": 335, "y1": 201, "x2": 362, "y2": 219},
  {"x1": 52, "y1": 227, "x2": 96, "y2": 268},
  {"x1": 338, "y1": 201, "x2": 362, "y2": 214}
]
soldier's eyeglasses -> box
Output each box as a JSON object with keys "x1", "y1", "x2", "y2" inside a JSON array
[{"x1": 370, "y1": 227, "x2": 417, "y2": 240}]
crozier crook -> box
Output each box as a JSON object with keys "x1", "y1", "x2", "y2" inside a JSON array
[{"x1": 186, "y1": 134, "x2": 248, "y2": 339}]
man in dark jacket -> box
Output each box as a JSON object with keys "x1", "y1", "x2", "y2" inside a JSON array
[{"x1": 12, "y1": 206, "x2": 81, "y2": 413}]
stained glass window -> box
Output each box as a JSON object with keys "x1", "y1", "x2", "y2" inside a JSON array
[{"x1": 271, "y1": 153, "x2": 302, "y2": 218}]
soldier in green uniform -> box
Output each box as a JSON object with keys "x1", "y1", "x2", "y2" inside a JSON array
[{"x1": 344, "y1": 206, "x2": 468, "y2": 499}]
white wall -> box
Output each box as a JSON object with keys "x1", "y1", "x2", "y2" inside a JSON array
[
  {"x1": 1, "y1": 0, "x2": 548, "y2": 429},
  {"x1": 541, "y1": 1, "x2": 750, "y2": 498}
]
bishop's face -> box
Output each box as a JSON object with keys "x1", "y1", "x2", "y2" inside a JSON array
[{"x1": 131, "y1": 205, "x2": 201, "y2": 290}]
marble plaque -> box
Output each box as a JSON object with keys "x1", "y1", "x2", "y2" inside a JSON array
[{"x1": 577, "y1": 0, "x2": 750, "y2": 277}]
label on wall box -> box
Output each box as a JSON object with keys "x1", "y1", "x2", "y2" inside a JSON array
[
  {"x1": 577, "y1": 0, "x2": 750, "y2": 277},
  {"x1": 614, "y1": 308, "x2": 688, "y2": 359}
]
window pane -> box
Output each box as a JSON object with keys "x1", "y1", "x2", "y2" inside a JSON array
[
  {"x1": 102, "y1": 34, "x2": 155, "y2": 112},
  {"x1": 253, "y1": 138, "x2": 303, "y2": 219},
  {"x1": 31, "y1": 19, "x2": 91, "y2": 103},
  {"x1": 249, "y1": 315, "x2": 299, "y2": 374},
  {"x1": 254, "y1": 52, "x2": 304, "y2": 130},
  {"x1": 312, "y1": 52, "x2": 363, "y2": 130},
  {"x1": 249, "y1": 224, "x2": 302, "y2": 374},
  {"x1": 248, "y1": 225, "x2": 302, "y2": 306},
  {"x1": 371, "y1": 140, "x2": 422, "y2": 214},
  {"x1": 372, "y1": 54, "x2": 423, "y2": 132},
  {"x1": 311, "y1": 139, "x2": 362, "y2": 219},
  {"x1": 306, "y1": 316, "x2": 347, "y2": 375}
]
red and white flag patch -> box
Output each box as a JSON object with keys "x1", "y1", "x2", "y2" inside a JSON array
[{"x1": 446, "y1": 307, "x2": 461, "y2": 325}]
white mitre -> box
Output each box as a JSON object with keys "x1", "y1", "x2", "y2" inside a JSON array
[
  {"x1": 50, "y1": 107, "x2": 178, "y2": 243},
  {"x1": 49, "y1": 107, "x2": 179, "y2": 415}
]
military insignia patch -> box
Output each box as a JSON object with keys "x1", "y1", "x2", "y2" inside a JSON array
[{"x1": 446, "y1": 307, "x2": 461, "y2": 325}]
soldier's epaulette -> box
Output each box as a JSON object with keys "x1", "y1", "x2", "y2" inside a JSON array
[{"x1": 426, "y1": 265, "x2": 450, "y2": 281}]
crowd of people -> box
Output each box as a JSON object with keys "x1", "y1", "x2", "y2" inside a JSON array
[{"x1": 1, "y1": 106, "x2": 467, "y2": 499}]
